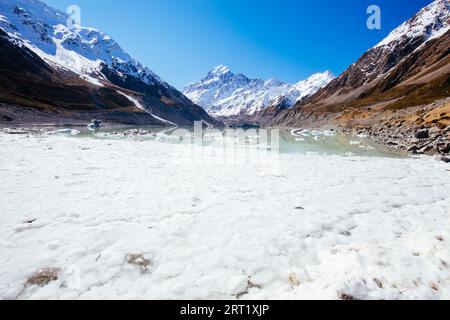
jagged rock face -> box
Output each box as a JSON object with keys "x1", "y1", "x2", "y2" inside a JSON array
[
  {"x1": 270, "y1": 0, "x2": 450, "y2": 127},
  {"x1": 183, "y1": 65, "x2": 334, "y2": 117},
  {"x1": 0, "y1": 0, "x2": 220, "y2": 126}
]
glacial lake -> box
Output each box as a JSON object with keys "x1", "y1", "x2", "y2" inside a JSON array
[{"x1": 43, "y1": 125, "x2": 406, "y2": 158}]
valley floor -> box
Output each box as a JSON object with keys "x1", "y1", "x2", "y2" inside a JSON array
[{"x1": 1, "y1": 131, "x2": 450, "y2": 300}]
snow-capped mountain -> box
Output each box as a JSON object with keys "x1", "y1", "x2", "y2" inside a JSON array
[
  {"x1": 0, "y1": 0, "x2": 166, "y2": 87},
  {"x1": 0, "y1": 0, "x2": 220, "y2": 126},
  {"x1": 271, "y1": 0, "x2": 450, "y2": 127},
  {"x1": 183, "y1": 65, "x2": 334, "y2": 117}
]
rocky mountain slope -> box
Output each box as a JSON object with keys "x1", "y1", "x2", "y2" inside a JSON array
[
  {"x1": 271, "y1": 0, "x2": 449, "y2": 126},
  {"x1": 183, "y1": 65, "x2": 334, "y2": 117},
  {"x1": 269, "y1": 0, "x2": 449, "y2": 158},
  {"x1": 0, "y1": 0, "x2": 220, "y2": 126},
  {"x1": 0, "y1": 28, "x2": 160, "y2": 125}
]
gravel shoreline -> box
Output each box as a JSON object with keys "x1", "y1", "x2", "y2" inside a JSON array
[
  {"x1": 335, "y1": 98, "x2": 450, "y2": 163},
  {"x1": 350, "y1": 126, "x2": 450, "y2": 163}
]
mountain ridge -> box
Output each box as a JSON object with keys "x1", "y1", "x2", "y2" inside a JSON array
[
  {"x1": 270, "y1": 0, "x2": 450, "y2": 128},
  {"x1": 183, "y1": 65, "x2": 335, "y2": 117},
  {"x1": 0, "y1": 0, "x2": 221, "y2": 126}
]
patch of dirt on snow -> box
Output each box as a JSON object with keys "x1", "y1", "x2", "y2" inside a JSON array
[
  {"x1": 338, "y1": 292, "x2": 359, "y2": 301},
  {"x1": 126, "y1": 254, "x2": 152, "y2": 273},
  {"x1": 26, "y1": 268, "x2": 60, "y2": 287}
]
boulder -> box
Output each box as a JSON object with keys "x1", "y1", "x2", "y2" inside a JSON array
[
  {"x1": 415, "y1": 129, "x2": 429, "y2": 139},
  {"x1": 417, "y1": 145, "x2": 434, "y2": 154},
  {"x1": 407, "y1": 145, "x2": 419, "y2": 153},
  {"x1": 387, "y1": 141, "x2": 399, "y2": 146},
  {"x1": 429, "y1": 127, "x2": 442, "y2": 135},
  {"x1": 439, "y1": 143, "x2": 450, "y2": 154}
]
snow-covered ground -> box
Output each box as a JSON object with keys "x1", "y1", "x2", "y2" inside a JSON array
[{"x1": 1, "y1": 130, "x2": 450, "y2": 300}]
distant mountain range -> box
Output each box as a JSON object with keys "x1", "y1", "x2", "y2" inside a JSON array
[
  {"x1": 0, "y1": 0, "x2": 220, "y2": 126},
  {"x1": 183, "y1": 65, "x2": 334, "y2": 117}
]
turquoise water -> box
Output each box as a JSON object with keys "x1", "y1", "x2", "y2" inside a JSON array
[
  {"x1": 82, "y1": 126, "x2": 405, "y2": 158},
  {"x1": 2, "y1": 125, "x2": 406, "y2": 158}
]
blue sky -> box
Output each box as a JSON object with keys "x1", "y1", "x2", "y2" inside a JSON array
[{"x1": 45, "y1": 0, "x2": 432, "y2": 89}]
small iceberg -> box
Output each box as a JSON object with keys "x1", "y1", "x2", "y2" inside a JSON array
[
  {"x1": 323, "y1": 130, "x2": 336, "y2": 137},
  {"x1": 155, "y1": 132, "x2": 182, "y2": 143},
  {"x1": 87, "y1": 119, "x2": 102, "y2": 130},
  {"x1": 50, "y1": 129, "x2": 80, "y2": 136}
]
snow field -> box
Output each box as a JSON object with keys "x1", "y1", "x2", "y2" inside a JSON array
[{"x1": 0, "y1": 132, "x2": 450, "y2": 299}]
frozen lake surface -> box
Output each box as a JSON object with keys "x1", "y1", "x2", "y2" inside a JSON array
[{"x1": 1, "y1": 127, "x2": 450, "y2": 299}]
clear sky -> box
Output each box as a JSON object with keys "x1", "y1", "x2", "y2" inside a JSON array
[{"x1": 44, "y1": 0, "x2": 432, "y2": 89}]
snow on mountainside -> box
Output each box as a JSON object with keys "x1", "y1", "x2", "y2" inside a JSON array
[
  {"x1": 0, "y1": 0, "x2": 166, "y2": 87},
  {"x1": 0, "y1": 0, "x2": 220, "y2": 126},
  {"x1": 375, "y1": 0, "x2": 450, "y2": 49},
  {"x1": 183, "y1": 65, "x2": 334, "y2": 117}
]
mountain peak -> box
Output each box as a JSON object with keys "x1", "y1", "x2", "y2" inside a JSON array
[
  {"x1": 209, "y1": 65, "x2": 231, "y2": 76},
  {"x1": 305, "y1": 70, "x2": 335, "y2": 82},
  {"x1": 375, "y1": 0, "x2": 450, "y2": 48},
  {"x1": 322, "y1": 70, "x2": 335, "y2": 77}
]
